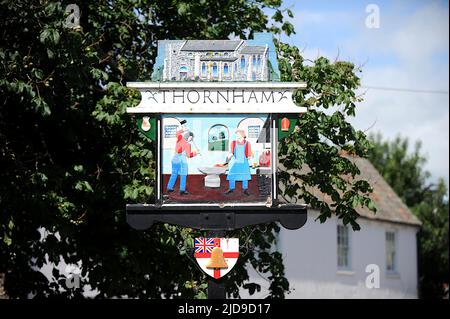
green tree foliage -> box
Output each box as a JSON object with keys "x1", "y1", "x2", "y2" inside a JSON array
[
  {"x1": 0, "y1": 0, "x2": 374, "y2": 298},
  {"x1": 276, "y1": 43, "x2": 376, "y2": 231},
  {"x1": 369, "y1": 134, "x2": 449, "y2": 298}
]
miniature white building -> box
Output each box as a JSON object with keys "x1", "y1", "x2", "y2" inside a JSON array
[{"x1": 162, "y1": 40, "x2": 269, "y2": 82}]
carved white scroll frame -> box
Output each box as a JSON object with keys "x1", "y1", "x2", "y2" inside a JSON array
[{"x1": 126, "y1": 82, "x2": 307, "y2": 114}]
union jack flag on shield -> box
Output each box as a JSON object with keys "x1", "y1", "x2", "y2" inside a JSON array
[{"x1": 194, "y1": 237, "x2": 239, "y2": 279}]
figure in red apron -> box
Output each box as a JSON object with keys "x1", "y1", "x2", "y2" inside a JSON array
[
  {"x1": 167, "y1": 128, "x2": 199, "y2": 195},
  {"x1": 224, "y1": 129, "x2": 252, "y2": 196}
]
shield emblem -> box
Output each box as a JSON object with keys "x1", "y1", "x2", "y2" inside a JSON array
[{"x1": 194, "y1": 237, "x2": 239, "y2": 279}]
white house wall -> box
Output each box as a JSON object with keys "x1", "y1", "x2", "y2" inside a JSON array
[{"x1": 240, "y1": 210, "x2": 419, "y2": 299}]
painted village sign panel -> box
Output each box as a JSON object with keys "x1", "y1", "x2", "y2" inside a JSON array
[{"x1": 127, "y1": 33, "x2": 307, "y2": 208}]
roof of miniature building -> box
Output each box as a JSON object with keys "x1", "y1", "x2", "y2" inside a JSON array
[
  {"x1": 240, "y1": 45, "x2": 267, "y2": 54},
  {"x1": 280, "y1": 156, "x2": 422, "y2": 226},
  {"x1": 180, "y1": 40, "x2": 242, "y2": 51}
]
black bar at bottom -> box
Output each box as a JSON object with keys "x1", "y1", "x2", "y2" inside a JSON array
[{"x1": 126, "y1": 204, "x2": 307, "y2": 231}]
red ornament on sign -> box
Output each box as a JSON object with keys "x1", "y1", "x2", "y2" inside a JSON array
[{"x1": 281, "y1": 117, "x2": 290, "y2": 131}]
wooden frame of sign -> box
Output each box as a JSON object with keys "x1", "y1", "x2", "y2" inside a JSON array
[{"x1": 126, "y1": 82, "x2": 307, "y2": 231}]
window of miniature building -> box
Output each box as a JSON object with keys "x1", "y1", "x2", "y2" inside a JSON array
[
  {"x1": 240, "y1": 56, "x2": 245, "y2": 70},
  {"x1": 252, "y1": 55, "x2": 257, "y2": 70},
  {"x1": 223, "y1": 63, "x2": 229, "y2": 76},
  {"x1": 212, "y1": 62, "x2": 218, "y2": 77},
  {"x1": 208, "y1": 124, "x2": 229, "y2": 151},
  {"x1": 179, "y1": 66, "x2": 188, "y2": 80},
  {"x1": 201, "y1": 62, "x2": 206, "y2": 76},
  {"x1": 164, "y1": 124, "x2": 178, "y2": 138},
  {"x1": 257, "y1": 55, "x2": 261, "y2": 68},
  {"x1": 251, "y1": 71, "x2": 256, "y2": 81}
]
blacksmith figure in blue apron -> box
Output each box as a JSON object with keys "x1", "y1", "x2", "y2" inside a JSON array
[{"x1": 224, "y1": 129, "x2": 253, "y2": 196}]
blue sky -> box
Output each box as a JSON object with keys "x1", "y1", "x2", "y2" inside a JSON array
[{"x1": 273, "y1": 0, "x2": 449, "y2": 185}]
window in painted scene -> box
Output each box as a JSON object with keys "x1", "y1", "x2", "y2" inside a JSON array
[
  {"x1": 208, "y1": 124, "x2": 229, "y2": 151},
  {"x1": 212, "y1": 62, "x2": 218, "y2": 77},
  {"x1": 247, "y1": 125, "x2": 261, "y2": 138}
]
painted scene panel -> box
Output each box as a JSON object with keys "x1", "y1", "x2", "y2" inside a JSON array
[{"x1": 162, "y1": 114, "x2": 272, "y2": 204}]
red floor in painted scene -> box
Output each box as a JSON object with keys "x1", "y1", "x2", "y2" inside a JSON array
[{"x1": 162, "y1": 174, "x2": 267, "y2": 203}]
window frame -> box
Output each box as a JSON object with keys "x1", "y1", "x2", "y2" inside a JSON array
[
  {"x1": 240, "y1": 56, "x2": 246, "y2": 70},
  {"x1": 201, "y1": 62, "x2": 206, "y2": 76},
  {"x1": 223, "y1": 63, "x2": 229, "y2": 77},
  {"x1": 385, "y1": 230, "x2": 398, "y2": 274},
  {"x1": 337, "y1": 224, "x2": 352, "y2": 270},
  {"x1": 212, "y1": 62, "x2": 218, "y2": 77}
]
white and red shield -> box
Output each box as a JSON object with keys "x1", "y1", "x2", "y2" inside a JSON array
[{"x1": 194, "y1": 237, "x2": 239, "y2": 279}]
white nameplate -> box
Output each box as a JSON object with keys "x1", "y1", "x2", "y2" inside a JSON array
[{"x1": 126, "y1": 82, "x2": 307, "y2": 114}]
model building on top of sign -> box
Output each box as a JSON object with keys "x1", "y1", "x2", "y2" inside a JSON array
[{"x1": 151, "y1": 33, "x2": 281, "y2": 82}]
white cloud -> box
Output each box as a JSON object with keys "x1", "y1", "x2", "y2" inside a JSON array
[{"x1": 290, "y1": 2, "x2": 449, "y2": 185}]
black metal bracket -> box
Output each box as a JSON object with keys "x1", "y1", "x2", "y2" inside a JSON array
[{"x1": 126, "y1": 204, "x2": 307, "y2": 231}]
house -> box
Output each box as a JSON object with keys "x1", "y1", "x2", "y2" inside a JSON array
[{"x1": 241, "y1": 156, "x2": 422, "y2": 298}]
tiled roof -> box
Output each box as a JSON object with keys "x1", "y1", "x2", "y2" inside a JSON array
[
  {"x1": 240, "y1": 45, "x2": 267, "y2": 54},
  {"x1": 349, "y1": 156, "x2": 421, "y2": 226},
  {"x1": 180, "y1": 40, "x2": 242, "y2": 51},
  {"x1": 280, "y1": 156, "x2": 422, "y2": 226}
]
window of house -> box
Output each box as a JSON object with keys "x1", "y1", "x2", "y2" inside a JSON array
[
  {"x1": 337, "y1": 225, "x2": 351, "y2": 269},
  {"x1": 212, "y1": 62, "x2": 218, "y2": 77},
  {"x1": 208, "y1": 125, "x2": 229, "y2": 151},
  {"x1": 247, "y1": 125, "x2": 260, "y2": 138},
  {"x1": 386, "y1": 231, "x2": 397, "y2": 273},
  {"x1": 240, "y1": 56, "x2": 245, "y2": 70},
  {"x1": 164, "y1": 124, "x2": 178, "y2": 138}
]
